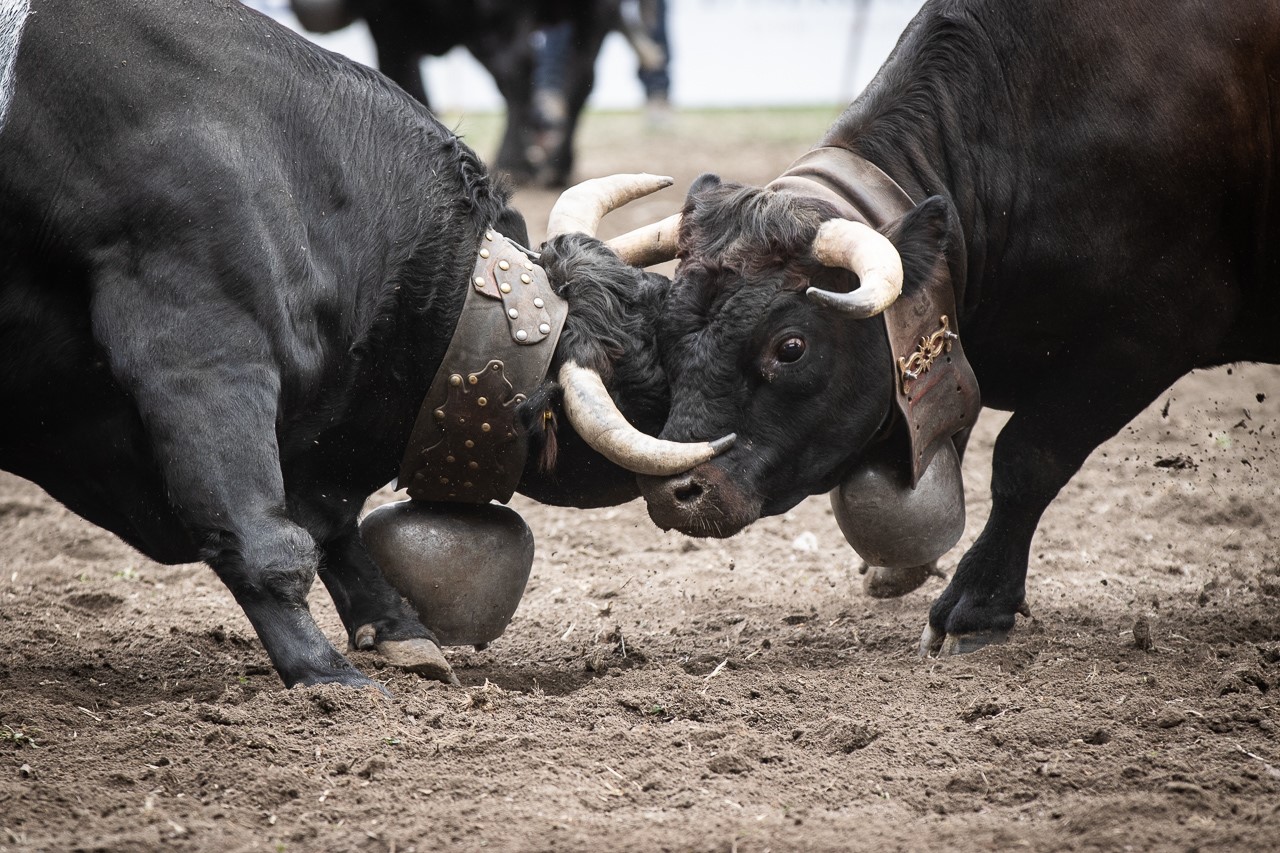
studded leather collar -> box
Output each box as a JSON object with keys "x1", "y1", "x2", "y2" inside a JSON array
[
  {"x1": 397, "y1": 229, "x2": 568, "y2": 503},
  {"x1": 768, "y1": 147, "x2": 981, "y2": 485}
]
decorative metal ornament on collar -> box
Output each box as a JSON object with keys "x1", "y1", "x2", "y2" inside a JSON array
[
  {"x1": 898, "y1": 315, "x2": 960, "y2": 395},
  {"x1": 397, "y1": 229, "x2": 568, "y2": 504}
]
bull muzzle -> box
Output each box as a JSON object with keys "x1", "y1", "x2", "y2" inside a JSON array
[{"x1": 637, "y1": 463, "x2": 762, "y2": 538}]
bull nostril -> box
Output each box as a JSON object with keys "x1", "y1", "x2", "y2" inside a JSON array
[{"x1": 672, "y1": 479, "x2": 703, "y2": 504}]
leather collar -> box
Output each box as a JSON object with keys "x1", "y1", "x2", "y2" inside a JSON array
[
  {"x1": 767, "y1": 147, "x2": 980, "y2": 484},
  {"x1": 397, "y1": 230, "x2": 568, "y2": 503}
]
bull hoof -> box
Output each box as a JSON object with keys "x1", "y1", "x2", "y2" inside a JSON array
[
  {"x1": 918, "y1": 624, "x2": 1010, "y2": 657},
  {"x1": 353, "y1": 623, "x2": 377, "y2": 651},
  {"x1": 377, "y1": 638, "x2": 461, "y2": 687},
  {"x1": 919, "y1": 623, "x2": 944, "y2": 656},
  {"x1": 861, "y1": 562, "x2": 940, "y2": 599}
]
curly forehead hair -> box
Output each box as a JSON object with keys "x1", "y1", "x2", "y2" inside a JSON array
[{"x1": 677, "y1": 178, "x2": 840, "y2": 279}]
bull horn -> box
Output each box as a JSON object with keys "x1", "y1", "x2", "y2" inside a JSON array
[
  {"x1": 545, "y1": 173, "x2": 675, "y2": 241},
  {"x1": 558, "y1": 361, "x2": 735, "y2": 476},
  {"x1": 806, "y1": 219, "x2": 904, "y2": 318},
  {"x1": 604, "y1": 212, "x2": 682, "y2": 267}
]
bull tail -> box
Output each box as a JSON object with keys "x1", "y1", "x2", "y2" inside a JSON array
[{"x1": 0, "y1": 0, "x2": 30, "y2": 134}]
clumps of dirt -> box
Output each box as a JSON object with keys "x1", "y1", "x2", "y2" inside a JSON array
[
  {"x1": 1198, "y1": 494, "x2": 1268, "y2": 528},
  {"x1": 1132, "y1": 616, "x2": 1155, "y2": 650},
  {"x1": 960, "y1": 699, "x2": 1003, "y2": 722},
  {"x1": 1154, "y1": 454, "x2": 1196, "y2": 470},
  {"x1": 1214, "y1": 668, "x2": 1270, "y2": 697},
  {"x1": 794, "y1": 716, "x2": 881, "y2": 755},
  {"x1": 61, "y1": 591, "x2": 124, "y2": 613},
  {"x1": 1255, "y1": 562, "x2": 1280, "y2": 598},
  {"x1": 584, "y1": 627, "x2": 650, "y2": 675},
  {"x1": 615, "y1": 679, "x2": 722, "y2": 723}
]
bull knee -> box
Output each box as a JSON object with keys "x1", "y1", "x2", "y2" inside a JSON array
[{"x1": 210, "y1": 522, "x2": 320, "y2": 605}]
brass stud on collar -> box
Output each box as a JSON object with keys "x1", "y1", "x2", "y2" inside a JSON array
[
  {"x1": 446, "y1": 455, "x2": 455, "y2": 463},
  {"x1": 468, "y1": 461, "x2": 479, "y2": 470},
  {"x1": 481, "y1": 423, "x2": 491, "y2": 432},
  {"x1": 515, "y1": 329, "x2": 528, "y2": 342},
  {"x1": 520, "y1": 273, "x2": 532, "y2": 285},
  {"x1": 508, "y1": 308, "x2": 519, "y2": 320},
  {"x1": 524, "y1": 261, "x2": 534, "y2": 270},
  {"x1": 449, "y1": 373, "x2": 462, "y2": 386},
  {"x1": 485, "y1": 231, "x2": 494, "y2": 241},
  {"x1": 498, "y1": 260, "x2": 510, "y2": 271},
  {"x1": 464, "y1": 439, "x2": 475, "y2": 448},
  {"x1": 474, "y1": 276, "x2": 486, "y2": 288},
  {"x1": 477, "y1": 396, "x2": 488, "y2": 407},
  {"x1": 533, "y1": 297, "x2": 544, "y2": 308},
  {"x1": 499, "y1": 282, "x2": 511, "y2": 293},
  {"x1": 468, "y1": 374, "x2": 478, "y2": 385},
  {"x1": 538, "y1": 323, "x2": 551, "y2": 335},
  {"x1": 434, "y1": 408, "x2": 445, "y2": 421},
  {"x1": 479, "y1": 248, "x2": 490, "y2": 259}
]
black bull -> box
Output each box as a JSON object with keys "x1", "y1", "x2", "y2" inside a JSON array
[
  {"x1": 632, "y1": 0, "x2": 1280, "y2": 652},
  {"x1": 289, "y1": 0, "x2": 658, "y2": 187},
  {"x1": 0, "y1": 0, "x2": 691, "y2": 688}
]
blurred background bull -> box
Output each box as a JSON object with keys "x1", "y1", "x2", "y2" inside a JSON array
[{"x1": 284, "y1": 0, "x2": 668, "y2": 186}]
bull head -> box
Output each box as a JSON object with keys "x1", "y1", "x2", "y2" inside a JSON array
[
  {"x1": 611, "y1": 173, "x2": 975, "y2": 561},
  {"x1": 540, "y1": 174, "x2": 736, "y2": 478}
]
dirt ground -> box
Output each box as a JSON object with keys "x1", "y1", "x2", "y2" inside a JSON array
[{"x1": 2, "y1": 108, "x2": 1279, "y2": 853}]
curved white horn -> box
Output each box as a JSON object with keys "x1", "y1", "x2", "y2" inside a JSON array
[
  {"x1": 806, "y1": 219, "x2": 904, "y2": 318},
  {"x1": 604, "y1": 212, "x2": 682, "y2": 267},
  {"x1": 558, "y1": 361, "x2": 735, "y2": 476},
  {"x1": 545, "y1": 173, "x2": 674, "y2": 240}
]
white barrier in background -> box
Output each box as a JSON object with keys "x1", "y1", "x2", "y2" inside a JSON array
[{"x1": 251, "y1": 0, "x2": 926, "y2": 111}]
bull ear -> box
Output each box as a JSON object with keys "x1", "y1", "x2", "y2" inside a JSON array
[
  {"x1": 686, "y1": 172, "x2": 722, "y2": 201},
  {"x1": 495, "y1": 207, "x2": 531, "y2": 247},
  {"x1": 882, "y1": 195, "x2": 964, "y2": 299}
]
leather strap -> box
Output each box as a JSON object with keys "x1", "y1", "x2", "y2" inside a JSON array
[
  {"x1": 768, "y1": 147, "x2": 981, "y2": 484},
  {"x1": 397, "y1": 230, "x2": 568, "y2": 503}
]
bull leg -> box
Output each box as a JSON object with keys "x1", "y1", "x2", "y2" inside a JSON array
[
  {"x1": 470, "y1": 33, "x2": 538, "y2": 184},
  {"x1": 214, "y1": 516, "x2": 375, "y2": 688},
  {"x1": 95, "y1": 301, "x2": 377, "y2": 689},
  {"x1": 538, "y1": 23, "x2": 605, "y2": 187},
  {"x1": 364, "y1": 15, "x2": 430, "y2": 107},
  {"x1": 170, "y1": 453, "x2": 373, "y2": 689},
  {"x1": 317, "y1": 529, "x2": 458, "y2": 685},
  {"x1": 920, "y1": 350, "x2": 1188, "y2": 655}
]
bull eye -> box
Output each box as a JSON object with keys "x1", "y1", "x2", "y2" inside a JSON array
[{"x1": 776, "y1": 336, "x2": 806, "y2": 363}]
